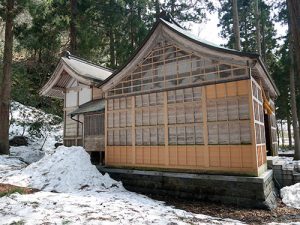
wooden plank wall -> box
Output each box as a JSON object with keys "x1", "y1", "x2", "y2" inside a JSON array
[{"x1": 106, "y1": 80, "x2": 260, "y2": 176}]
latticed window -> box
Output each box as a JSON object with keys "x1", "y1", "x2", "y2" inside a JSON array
[
  {"x1": 205, "y1": 81, "x2": 252, "y2": 145},
  {"x1": 84, "y1": 113, "x2": 104, "y2": 136},
  {"x1": 135, "y1": 92, "x2": 165, "y2": 146},
  {"x1": 252, "y1": 80, "x2": 265, "y2": 145},
  {"x1": 107, "y1": 97, "x2": 132, "y2": 146},
  {"x1": 107, "y1": 42, "x2": 248, "y2": 97},
  {"x1": 167, "y1": 86, "x2": 204, "y2": 145}
]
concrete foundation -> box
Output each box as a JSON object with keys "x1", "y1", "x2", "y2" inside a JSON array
[
  {"x1": 98, "y1": 167, "x2": 277, "y2": 209},
  {"x1": 267, "y1": 156, "x2": 300, "y2": 188}
]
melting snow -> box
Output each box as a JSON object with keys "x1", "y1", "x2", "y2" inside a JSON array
[
  {"x1": 1, "y1": 146, "x2": 121, "y2": 193},
  {"x1": 281, "y1": 183, "x2": 300, "y2": 209},
  {"x1": 0, "y1": 146, "x2": 245, "y2": 225},
  {"x1": 0, "y1": 155, "x2": 26, "y2": 179},
  {"x1": 9, "y1": 101, "x2": 63, "y2": 163}
]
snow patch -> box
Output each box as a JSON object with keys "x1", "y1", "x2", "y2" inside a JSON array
[
  {"x1": 0, "y1": 155, "x2": 26, "y2": 179},
  {"x1": 281, "y1": 183, "x2": 300, "y2": 209},
  {"x1": 2, "y1": 146, "x2": 122, "y2": 192},
  {"x1": 9, "y1": 101, "x2": 63, "y2": 160},
  {"x1": 0, "y1": 191, "x2": 244, "y2": 225},
  {"x1": 10, "y1": 146, "x2": 44, "y2": 164}
]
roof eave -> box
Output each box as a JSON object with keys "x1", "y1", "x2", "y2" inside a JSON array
[
  {"x1": 256, "y1": 57, "x2": 280, "y2": 96},
  {"x1": 99, "y1": 19, "x2": 261, "y2": 89}
]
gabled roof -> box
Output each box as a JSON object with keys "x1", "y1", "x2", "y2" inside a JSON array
[
  {"x1": 40, "y1": 53, "x2": 113, "y2": 99},
  {"x1": 100, "y1": 13, "x2": 279, "y2": 97}
]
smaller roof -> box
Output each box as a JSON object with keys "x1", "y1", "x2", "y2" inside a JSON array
[
  {"x1": 69, "y1": 99, "x2": 105, "y2": 117},
  {"x1": 40, "y1": 52, "x2": 113, "y2": 99},
  {"x1": 62, "y1": 53, "x2": 113, "y2": 82}
]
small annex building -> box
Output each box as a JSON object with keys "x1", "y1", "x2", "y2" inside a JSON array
[
  {"x1": 40, "y1": 54, "x2": 112, "y2": 164},
  {"x1": 41, "y1": 14, "x2": 278, "y2": 177}
]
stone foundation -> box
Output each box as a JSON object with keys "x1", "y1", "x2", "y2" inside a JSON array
[
  {"x1": 267, "y1": 156, "x2": 300, "y2": 188},
  {"x1": 98, "y1": 167, "x2": 277, "y2": 209}
]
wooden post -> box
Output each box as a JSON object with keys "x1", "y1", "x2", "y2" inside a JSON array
[
  {"x1": 249, "y1": 77, "x2": 259, "y2": 174},
  {"x1": 164, "y1": 91, "x2": 169, "y2": 166},
  {"x1": 202, "y1": 87, "x2": 209, "y2": 167},
  {"x1": 104, "y1": 97, "x2": 108, "y2": 165},
  {"x1": 131, "y1": 96, "x2": 136, "y2": 164}
]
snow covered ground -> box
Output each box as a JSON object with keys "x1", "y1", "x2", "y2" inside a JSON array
[
  {"x1": 9, "y1": 101, "x2": 63, "y2": 163},
  {"x1": 0, "y1": 146, "x2": 244, "y2": 225}
]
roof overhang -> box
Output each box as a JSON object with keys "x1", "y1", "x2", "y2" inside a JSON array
[
  {"x1": 69, "y1": 99, "x2": 105, "y2": 116},
  {"x1": 99, "y1": 18, "x2": 278, "y2": 99},
  {"x1": 40, "y1": 55, "x2": 112, "y2": 99}
]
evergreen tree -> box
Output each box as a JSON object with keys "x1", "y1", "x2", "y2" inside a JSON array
[
  {"x1": 0, "y1": 0, "x2": 14, "y2": 154},
  {"x1": 218, "y1": 0, "x2": 276, "y2": 67}
]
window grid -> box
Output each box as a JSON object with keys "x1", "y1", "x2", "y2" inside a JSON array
[
  {"x1": 107, "y1": 97, "x2": 132, "y2": 146},
  {"x1": 108, "y1": 42, "x2": 248, "y2": 97},
  {"x1": 252, "y1": 80, "x2": 266, "y2": 145}
]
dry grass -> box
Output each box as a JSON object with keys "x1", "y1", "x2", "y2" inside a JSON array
[{"x1": 0, "y1": 183, "x2": 37, "y2": 197}]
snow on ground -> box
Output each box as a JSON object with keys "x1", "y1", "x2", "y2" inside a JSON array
[
  {"x1": 0, "y1": 190, "x2": 245, "y2": 225},
  {"x1": 269, "y1": 223, "x2": 300, "y2": 225},
  {"x1": 9, "y1": 101, "x2": 63, "y2": 163},
  {"x1": 281, "y1": 183, "x2": 300, "y2": 210},
  {"x1": 0, "y1": 146, "x2": 244, "y2": 225},
  {"x1": 0, "y1": 155, "x2": 26, "y2": 179},
  {"x1": 1, "y1": 146, "x2": 121, "y2": 193},
  {"x1": 10, "y1": 146, "x2": 44, "y2": 164}
]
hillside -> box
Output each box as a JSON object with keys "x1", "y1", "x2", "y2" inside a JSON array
[{"x1": 9, "y1": 101, "x2": 63, "y2": 163}]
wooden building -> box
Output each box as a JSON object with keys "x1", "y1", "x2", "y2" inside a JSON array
[
  {"x1": 41, "y1": 15, "x2": 278, "y2": 176},
  {"x1": 40, "y1": 54, "x2": 112, "y2": 163}
]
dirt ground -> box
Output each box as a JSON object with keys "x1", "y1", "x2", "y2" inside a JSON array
[
  {"x1": 0, "y1": 183, "x2": 37, "y2": 197},
  {"x1": 148, "y1": 194, "x2": 300, "y2": 225}
]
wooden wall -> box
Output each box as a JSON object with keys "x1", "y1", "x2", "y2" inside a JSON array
[
  {"x1": 63, "y1": 80, "x2": 91, "y2": 146},
  {"x1": 105, "y1": 80, "x2": 262, "y2": 176}
]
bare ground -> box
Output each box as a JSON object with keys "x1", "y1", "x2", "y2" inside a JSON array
[
  {"x1": 147, "y1": 194, "x2": 300, "y2": 225},
  {"x1": 0, "y1": 183, "x2": 38, "y2": 197}
]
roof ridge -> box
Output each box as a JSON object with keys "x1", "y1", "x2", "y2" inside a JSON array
[
  {"x1": 63, "y1": 52, "x2": 114, "y2": 72},
  {"x1": 158, "y1": 10, "x2": 183, "y2": 29},
  {"x1": 159, "y1": 18, "x2": 260, "y2": 58}
]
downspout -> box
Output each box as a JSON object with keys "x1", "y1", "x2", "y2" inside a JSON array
[{"x1": 71, "y1": 114, "x2": 84, "y2": 146}]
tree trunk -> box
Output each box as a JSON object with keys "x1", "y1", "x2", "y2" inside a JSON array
[
  {"x1": 287, "y1": 0, "x2": 300, "y2": 160},
  {"x1": 261, "y1": 16, "x2": 266, "y2": 62},
  {"x1": 277, "y1": 122, "x2": 280, "y2": 146},
  {"x1": 280, "y1": 119, "x2": 285, "y2": 147},
  {"x1": 70, "y1": 0, "x2": 77, "y2": 54},
  {"x1": 155, "y1": 0, "x2": 160, "y2": 19},
  {"x1": 255, "y1": 0, "x2": 262, "y2": 56},
  {"x1": 232, "y1": 0, "x2": 241, "y2": 51},
  {"x1": 0, "y1": 0, "x2": 14, "y2": 155},
  {"x1": 287, "y1": 0, "x2": 300, "y2": 80},
  {"x1": 289, "y1": 40, "x2": 300, "y2": 159},
  {"x1": 109, "y1": 28, "x2": 115, "y2": 68},
  {"x1": 287, "y1": 115, "x2": 292, "y2": 149},
  {"x1": 169, "y1": 0, "x2": 176, "y2": 15}
]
